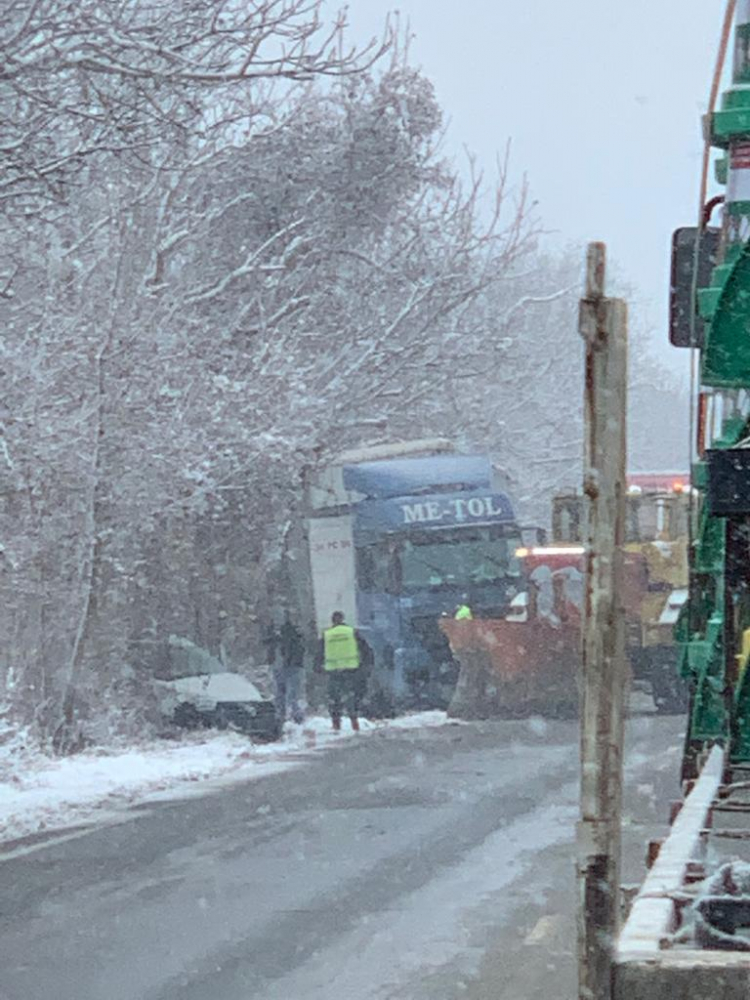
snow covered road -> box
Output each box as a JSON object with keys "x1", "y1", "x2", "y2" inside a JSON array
[
  {"x1": 0, "y1": 713, "x2": 448, "y2": 847},
  {"x1": 0, "y1": 715, "x2": 683, "y2": 1000}
]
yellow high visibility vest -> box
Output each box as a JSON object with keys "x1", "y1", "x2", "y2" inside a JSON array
[
  {"x1": 323, "y1": 624, "x2": 360, "y2": 671},
  {"x1": 455, "y1": 604, "x2": 473, "y2": 620}
]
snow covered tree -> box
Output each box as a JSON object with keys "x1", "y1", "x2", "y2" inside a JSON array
[{"x1": 1, "y1": 0, "x2": 683, "y2": 751}]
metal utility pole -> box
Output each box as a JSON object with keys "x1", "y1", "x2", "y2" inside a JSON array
[{"x1": 577, "y1": 243, "x2": 628, "y2": 1000}]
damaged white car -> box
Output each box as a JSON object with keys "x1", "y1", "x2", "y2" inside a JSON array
[{"x1": 155, "y1": 636, "x2": 280, "y2": 741}]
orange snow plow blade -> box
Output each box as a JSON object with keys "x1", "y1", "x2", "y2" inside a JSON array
[{"x1": 441, "y1": 618, "x2": 580, "y2": 719}]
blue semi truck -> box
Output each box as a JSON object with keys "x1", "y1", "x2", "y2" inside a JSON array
[{"x1": 306, "y1": 440, "x2": 524, "y2": 710}]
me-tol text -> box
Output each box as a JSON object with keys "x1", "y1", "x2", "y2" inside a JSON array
[{"x1": 400, "y1": 496, "x2": 508, "y2": 525}]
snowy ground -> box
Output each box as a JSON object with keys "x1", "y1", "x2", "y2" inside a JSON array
[
  {"x1": 0, "y1": 712, "x2": 450, "y2": 847},
  {"x1": 0, "y1": 715, "x2": 684, "y2": 1000}
]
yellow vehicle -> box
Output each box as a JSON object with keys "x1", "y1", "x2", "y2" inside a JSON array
[
  {"x1": 443, "y1": 474, "x2": 690, "y2": 717},
  {"x1": 555, "y1": 473, "x2": 690, "y2": 712}
]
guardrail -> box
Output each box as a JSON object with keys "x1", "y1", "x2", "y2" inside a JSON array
[{"x1": 612, "y1": 744, "x2": 750, "y2": 999}]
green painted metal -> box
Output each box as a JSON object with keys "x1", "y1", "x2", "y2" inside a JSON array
[
  {"x1": 710, "y1": 88, "x2": 750, "y2": 145},
  {"x1": 736, "y1": 21, "x2": 750, "y2": 83},
  {"x1": 698, "y1": 286, "x2": 723, "y2": 321},
  {"x1": 694, "y1": 506, "x2": 725, "y2": 574},
  {"x1": 691, "y1": 460, "x2": 708, "y2": 491},
  {"x1": 697, "y1": 252, "x2": 743, "y2": 323},
  {"x1": 734, "y1": 631, "x2": 750, "y2": 759},
  {"x1": 702, "y1": 245, "x2": 750, "y2": 382},
  {"x1": 734, "y1": 686, "x2": 750, "y2": 760},
  {"x1": 689, "y1": 614, "x2": 728, "y2": 743},
  {"x1": 673, "y1": 7, "x2": 750, "y2": 764},
  {"x1": 716, "y1": 415, "x2": 747, "y2": 446}
]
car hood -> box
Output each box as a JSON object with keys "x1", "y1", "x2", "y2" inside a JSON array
[{"x1": 156, "y1": 672, "x2": 266, "y2": 703}]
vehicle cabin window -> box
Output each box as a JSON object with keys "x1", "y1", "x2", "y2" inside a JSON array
[
  {"x1": 627, "y1": 497, "x2": 660, "y2": 543},
  {"x1": 670, "y1": 497, "x2": 690, "y2": 540},
  {"x1": 398, "y1": 528, "x2": 521, "y2": 591},
  {"x1": 552, "y1": 497, "x2": 583, "y2": 543},
  {"x1": 356, "y1": 542, "x2": 401, "y2": 594},
  {"x1": 627, "y1": 495, "x2": 688, "y2": 543}
]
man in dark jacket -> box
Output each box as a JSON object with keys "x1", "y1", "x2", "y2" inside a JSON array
[
  {"x1": 316, "y1": 611, "x2": 371, "y2": 732},
  {"x1": 265, "y1": 613, "x2": 306, "y2": 726}
]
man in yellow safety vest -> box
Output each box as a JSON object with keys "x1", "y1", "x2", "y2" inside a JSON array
[
  {"x1": 318, "y1": 611, "x2": 368, "y2": 732},
  {"x1": 454, "y1": 603, "x2": 473, "y2": 620}
]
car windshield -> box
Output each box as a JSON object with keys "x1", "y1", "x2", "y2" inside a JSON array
[
  {"x1": 157, "y1": 637, "x2": 227, "y2": 680},
  {"x1": 399, "y1": 529, "x2": 522, "y2": 590}
]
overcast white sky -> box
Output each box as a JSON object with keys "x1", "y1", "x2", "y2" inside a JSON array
[{"x1": 343, "y1": 0, "x2": 724, "y2": 370}]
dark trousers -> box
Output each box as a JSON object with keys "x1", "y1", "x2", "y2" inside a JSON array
[
  {"x1": 326, "y1": 669, "x2": 362, "y2": 722},
  {"x1": 273, "y1": 666, "x2": 304, "y2": 725}
]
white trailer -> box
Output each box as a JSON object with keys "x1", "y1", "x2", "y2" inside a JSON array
[{"x1": 307, "y1": 514, "x2": 357, "y2": 631}]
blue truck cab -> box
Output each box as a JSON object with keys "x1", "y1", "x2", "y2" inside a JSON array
[{"x1": 306, "y1": 441, "x2": 523, "y2": 710}]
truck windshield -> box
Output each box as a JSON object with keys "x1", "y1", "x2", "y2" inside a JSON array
[
  {"x1": 626, "y1": 495, "x2": 689, "y2": 543},
  {"x1": 399, "y1": 528, "x2": 522, "y2": 590}
]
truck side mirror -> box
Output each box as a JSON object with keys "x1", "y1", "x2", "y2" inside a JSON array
[{"x1": 669, "y1": 226, "x2": 720, "y2": 348}]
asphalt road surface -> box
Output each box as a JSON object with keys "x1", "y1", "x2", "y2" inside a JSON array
[{"x1": 0, "y1": 713, "x2": 684, "y2": 1000}]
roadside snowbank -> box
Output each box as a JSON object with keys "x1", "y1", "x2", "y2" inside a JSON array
[{"x1": 0, "y1": 712, "x2": 450, "y2": 847}]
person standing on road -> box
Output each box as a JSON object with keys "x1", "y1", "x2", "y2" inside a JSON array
[
  {"x1": 265, "y1": 613, "x2": 306, "y2": 727},
  {"x1": 317, "y1": 611, "x2": 369, "y2": 732},
  {"x1": 454, "y1": 600, "x2": 473, "y2": 620}
]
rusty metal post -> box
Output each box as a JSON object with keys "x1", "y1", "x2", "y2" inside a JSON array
[{"x1": 577, "y1": 243, "x2": 628, "y2": 1000}]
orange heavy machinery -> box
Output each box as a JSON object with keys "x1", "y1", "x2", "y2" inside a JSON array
[{"x1": 442, "y1": 473, "x2": 690, "y2": 718}]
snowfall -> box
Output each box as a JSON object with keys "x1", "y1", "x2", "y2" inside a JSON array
[{"x1": 0, "y1": 712, "x2": 450, "y2": 848}]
